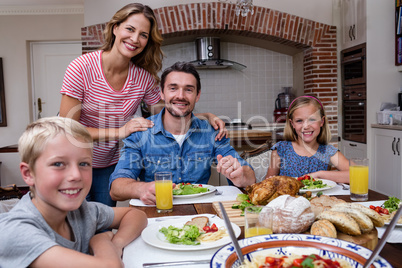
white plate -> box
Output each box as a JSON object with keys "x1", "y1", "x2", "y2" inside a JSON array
[
  {"x1": 299, "y1": 179, "x2": 337, "y2": 193},
  {"x1": 211, "y1": 234, "x2": 392, "y2": 268},
  {"x1": 173, "y1": 184, "x2": 216, "y2": 199},
  {"x1": 355, "y1": 201, "x2": 402, "y2": 227},
  {"x1": 141, "y1": 214, "x2": 240, "y2": 251}
]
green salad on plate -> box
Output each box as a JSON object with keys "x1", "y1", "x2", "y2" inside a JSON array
[{"x1": 173, "y1": 183, "x2": 209, "y2": 195}]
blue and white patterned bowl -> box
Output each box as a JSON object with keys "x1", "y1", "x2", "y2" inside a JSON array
[{"x1": 210, "y1": 234, "x2": 392, "y2": 268}]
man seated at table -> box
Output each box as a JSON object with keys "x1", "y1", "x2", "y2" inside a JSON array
[{"x1": 109, "y1": 62, "x2": 256, "y2": 205}]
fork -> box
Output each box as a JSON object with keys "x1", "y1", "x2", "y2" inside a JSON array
[{"x1": 337, "y1": 183, "x2": 350, "y2": 190}]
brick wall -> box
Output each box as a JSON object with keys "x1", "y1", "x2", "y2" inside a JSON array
[{"x1": 81, "y1": 2, "x2": 338, "y2": 139}]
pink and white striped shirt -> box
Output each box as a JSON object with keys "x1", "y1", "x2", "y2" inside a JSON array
[{"x1": 60, "y1": 50, "x2": 161, "y2": 168}]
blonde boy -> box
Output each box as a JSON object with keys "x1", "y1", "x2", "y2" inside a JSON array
[{"x1": 0, "y1": 117, "x2": 147, "y2": 267}]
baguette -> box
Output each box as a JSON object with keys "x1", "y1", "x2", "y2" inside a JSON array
[
  {"x1": 317, "y1": 210, "x2": 361, "y2": 236},
  {"x1": 333, "y1": 203, "x2": 384, "y2": 227},
  {"x1": 330, "y1": 205, "x2": 373, "y2": 233}
]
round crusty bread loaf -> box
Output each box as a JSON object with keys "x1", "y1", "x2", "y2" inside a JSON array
[
  {"x1": 266, "y1": 195, "x2": 315, "y2": 233},
  {"x1": 310, "y1": 219, "x2": 337, "y2": 238}
]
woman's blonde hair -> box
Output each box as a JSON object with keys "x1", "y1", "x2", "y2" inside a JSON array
[
  {"x1": 100, "y1": 3, "x2": 164, "y2": 84},
  {"x1": 283, "y1": 95, "x2": 331, "y2": 144},
  {"x1": 18, "y1": 117, "x2": 93, "y2": 171}
]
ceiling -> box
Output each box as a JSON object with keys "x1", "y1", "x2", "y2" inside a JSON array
[{"x1": 0, "y1": 0, "x2": 83, "y2": 6}]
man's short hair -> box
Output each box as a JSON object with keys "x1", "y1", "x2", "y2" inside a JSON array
[{"x1": 160, "y1": 62, "x2": 201, "y2": 94}]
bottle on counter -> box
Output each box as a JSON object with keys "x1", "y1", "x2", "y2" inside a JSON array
[{"x1": 389, "y1": 114, "x2": 393, "y2": 125}]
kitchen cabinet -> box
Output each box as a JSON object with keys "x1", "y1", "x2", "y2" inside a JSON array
[
  {"x1": 341, "y1": 0, "x2": 366, "y2": 49},
  {"x1": 340, "y1": 140, "x2": 367, "y2": 159},
  {"x1": 372, "y1": 127, "x2": 402, "y2": 198}
]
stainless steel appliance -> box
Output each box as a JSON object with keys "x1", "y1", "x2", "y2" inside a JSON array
[
  {"x1": 342, "y1": 85, "x2": 366, "y2": 143},
  {"x1": 341, "y1": 43, "x2": 366, "y2": 144},
  {"x1": 188, "y1": 37, "x2": 246, "y2": 70},
  {"x1": 341, "y1": 43, "x2": 366, "y2": 86},
  {"x1": 273, "y1": 87, "x2": 294, "y2": 123}
]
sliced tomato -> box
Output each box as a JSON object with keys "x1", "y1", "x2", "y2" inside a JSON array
[
  {"x1": 265, "y1": 257, "x2": 276, "y2": 264},
  {"x1": 292, "y1": 258, "x2": 303, "y2": 267},
  {"x1": 203, "y1": 226, "x2": 211, "y2": 232},
  {"x1": 210, "y1": 223, "x2": 218, "y2": 232},
  {"x1": 369, "y1": 205, "x2": 375, "y2": 209},
  {"x1": 382, "y1": 208, "x2": 389, "y2": 215},
  {"x1": 198, "y1": 184, "x2": 203, "y2": 187},
  {"x1": 375, "y1": 206, "x2": 381, "y2": 213}
]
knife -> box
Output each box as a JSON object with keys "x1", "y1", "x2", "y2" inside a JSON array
[
  {"x1": 143, "y1": 259, "x2": 210, "y2": 267},
  {"x1": 363, "y1": 205, "x2": 402, "y2": 268},
  {"x1": 218, "y1": 202, "x2": 244, "y2": 264}
]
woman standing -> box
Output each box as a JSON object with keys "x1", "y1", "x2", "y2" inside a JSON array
[{"x1": 60, "y1": 3, "x2": 226, "y2": 206}]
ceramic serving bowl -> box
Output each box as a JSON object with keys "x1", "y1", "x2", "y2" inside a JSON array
[{"x1": 210, "y1": 234, "x2": 392, "y2": 268}]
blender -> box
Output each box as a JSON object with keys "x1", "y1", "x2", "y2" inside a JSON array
[{"x1": 273, "y1": 87, "x2": 294, "y2": 123}]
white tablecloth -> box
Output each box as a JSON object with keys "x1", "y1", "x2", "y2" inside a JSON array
[
  {"x1": 122, "y1": 214, "x2": 220, "y2": 268},
  {"x1": 129, "y1": 186, "x2": 243, "y2": 207},
  {"x1": 311, "y1": 184, "x2": 350, "y2": 196}
]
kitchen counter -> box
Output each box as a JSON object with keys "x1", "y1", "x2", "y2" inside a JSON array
[
  {"x1": 371, "y1": 124, "x2": 402, "y2": 131},
  {"x1": 228, "y1": 125, "x2": 284, "y2": 151}
]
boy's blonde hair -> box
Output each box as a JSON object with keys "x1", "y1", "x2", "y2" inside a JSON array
[
  {"x1": 283, "y1": 95, "x2": 331, "y2": 144},
  {"x1": 18, "y1": 117, "x2": 93, "y2": 171}
]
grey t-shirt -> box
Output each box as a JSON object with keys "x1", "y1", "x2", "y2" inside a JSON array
[{"x1": 0, "y1": 193, "x2": 114, "y2": 268}]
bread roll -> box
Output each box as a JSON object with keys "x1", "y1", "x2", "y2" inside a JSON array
[
  {"x1": 310, "y1": 219, "x2": 337, "y2": 238},
  {"x1": 330, "y1": 205, "x2": 373, "y2": 233},
  {"x1": 335, "y1": 203, "x2": 384, "y2": 227},
  {"x1": 309, "y1": 195, "x2": 347, "y2": 218},
  {"x1": 266, "y1": 195, "x2": 315, "y2": 233},
  {"x1": 317, "y1": 210, "x2": 361, "y2": 236}
]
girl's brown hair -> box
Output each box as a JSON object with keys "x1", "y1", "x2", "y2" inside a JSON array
[
  {"x1": 283, "y1": 95, "x2": 331, "y2": 144},
  {"x1": 100, "y1": 3, "x2": 164, "y2": 84}
]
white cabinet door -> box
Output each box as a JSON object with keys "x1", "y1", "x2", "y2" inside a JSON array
[
  {"x1": 372, "y1": 128, "x2": 402, "y2": 198},
  {"x1": 341, "y1": 0, "x2": 366, "y2": 49},
  {"x1": 340, "y1": 140, "x2": 367, "y2": 159}
]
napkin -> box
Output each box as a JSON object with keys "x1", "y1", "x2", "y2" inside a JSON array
[
  {"x1": 122, "y1": 214, "x2": 220, "y2": 268},
  {"x1": 129, "y1": 185, "x2": 243, "y2": 207},
  {"x1": 357, "y1": 200, "x2": 402, "y2": 244}
]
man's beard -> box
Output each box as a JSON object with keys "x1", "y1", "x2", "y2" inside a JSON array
[{"x1": 165, "y1": 100, "x2": 193, "y2": 118}]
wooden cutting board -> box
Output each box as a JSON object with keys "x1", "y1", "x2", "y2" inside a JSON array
[
  {"x1": 212, "y1": 200, "x2": 378, "y2": 250},
  {"x1": 213, "y1": 200, "x2": 245, "y2": 226}
]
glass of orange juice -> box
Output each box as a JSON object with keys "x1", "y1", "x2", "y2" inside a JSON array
[
  {"x1": 349, "y1": 158, "x2": 369, "y2": 201},
  {"x1": 155, "y1": 172, "x2": 173, "y2": 213},
  {"x1": 244, "y1": 206, "x2": 273, "y2": 238}
]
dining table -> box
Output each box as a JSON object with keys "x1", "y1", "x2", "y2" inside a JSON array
[{"x1": 125, "y1": 188, "x2": 402, "y2": 268}]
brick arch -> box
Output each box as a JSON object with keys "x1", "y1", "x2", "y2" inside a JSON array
[
  {"x1": 154, "y1": 2, "x2": 338, "y2": 138},
  {"x1": 81, "y1": 2, "x2": 338, "y2": 139}
]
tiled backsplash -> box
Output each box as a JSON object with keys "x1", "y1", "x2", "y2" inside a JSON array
[{"x1": 161, "y1": 41, "x2": 293, "y2": 124}]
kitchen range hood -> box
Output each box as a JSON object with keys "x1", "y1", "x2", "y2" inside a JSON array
[{"x1": 188, "y1": 37, "x2": 246, "y2": 70}]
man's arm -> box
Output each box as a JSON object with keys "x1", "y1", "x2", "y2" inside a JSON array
[
  {"x1": 110, "y1": 178, "x2": 156, "y2": 205},
  {"x1": 216, "y1": 154, "x2": 256, "y2": 187}
]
